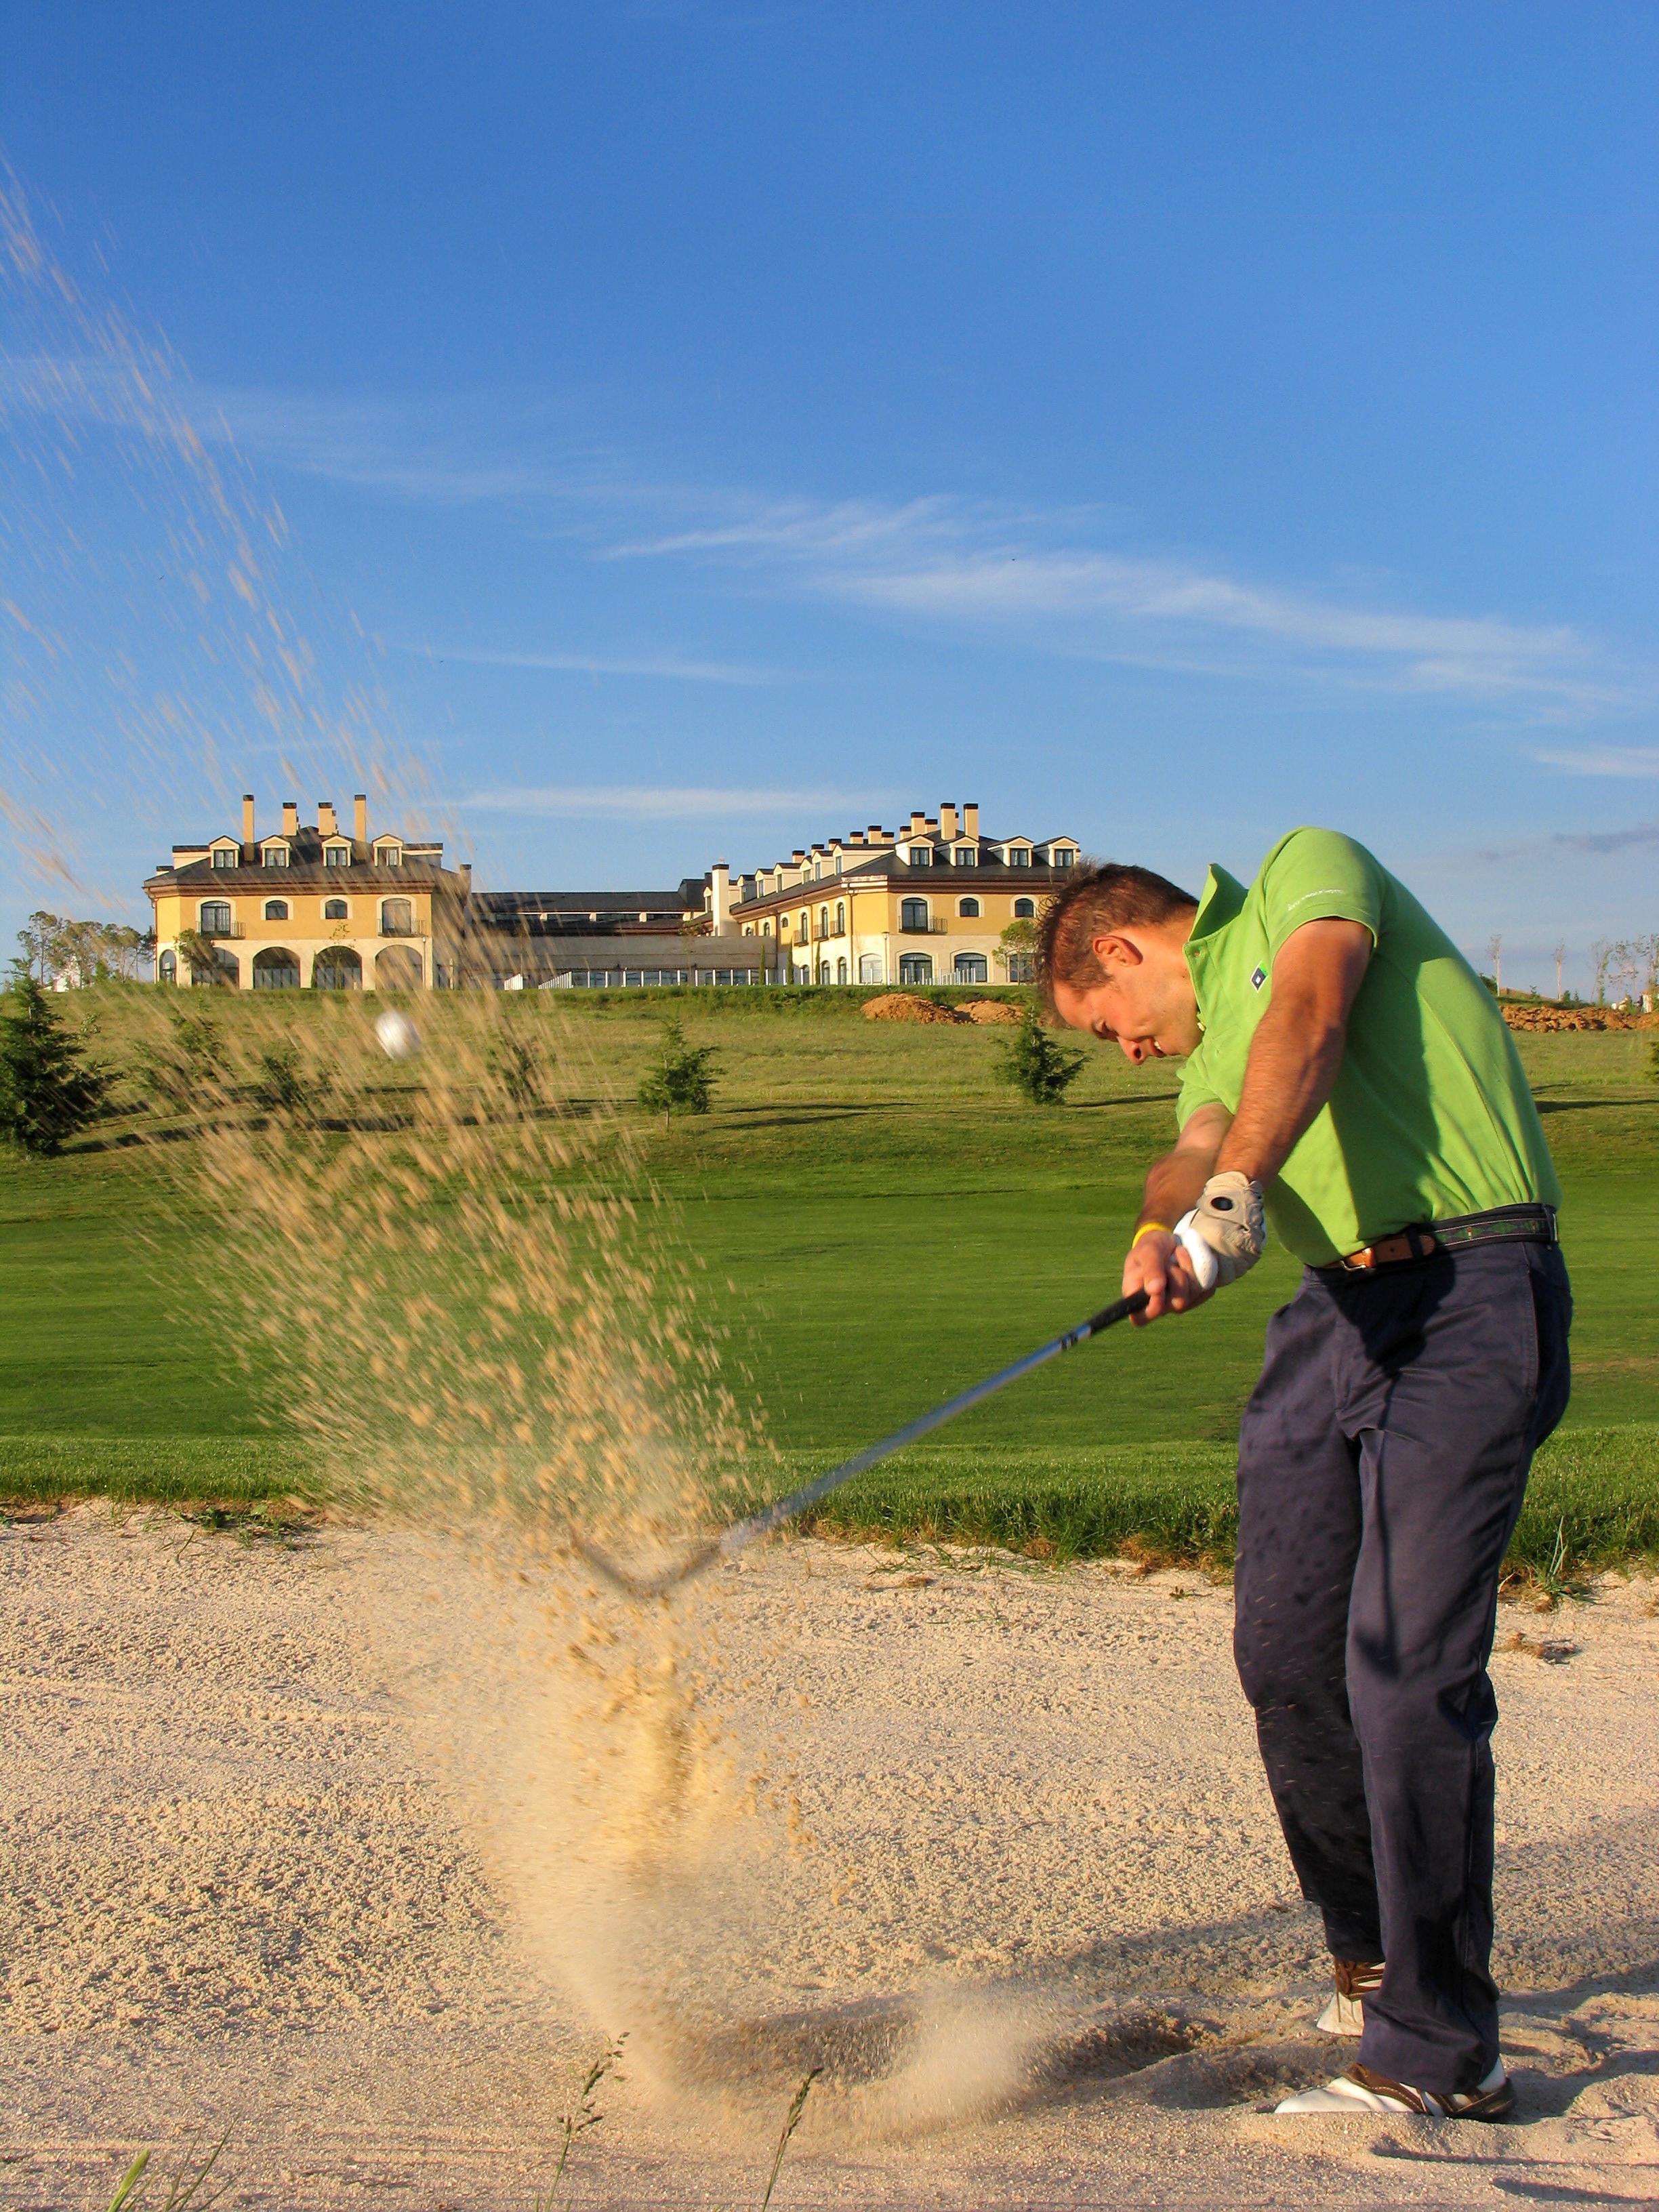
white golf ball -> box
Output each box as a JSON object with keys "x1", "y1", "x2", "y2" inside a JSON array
[{"x1": 375, "y1": 1009, "x2": 421, "y2": 1061}]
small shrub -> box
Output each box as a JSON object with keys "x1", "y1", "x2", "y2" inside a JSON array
[
  {"x1": 251, "y1": 1041, "x2": 321, "y2": 1118},
  {"x1": 489, "y1": 1027, "x2": 548, "y2": 1113},
  {"x1": 636, "y1": 1017, "x2": 718, "y2": 1124},
  {"x1": 994, "y1": 1007, "x2": 1085, "y2": 1104},
  {"x1": 0, "y1": 966, "x2": 110, "y2": 1155}
]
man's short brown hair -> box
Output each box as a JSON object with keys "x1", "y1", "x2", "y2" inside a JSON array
[{"x1": 1036, "y1": 861, "x2": 1199, "y2": 1014}]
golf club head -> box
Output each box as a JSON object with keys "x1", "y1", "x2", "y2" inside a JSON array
[{"x1": 572, "y1": 1531, "x2": 722, "y2": 1601}]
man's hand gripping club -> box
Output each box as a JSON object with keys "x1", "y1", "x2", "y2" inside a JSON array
[{"x1": 1123, "y1": 1111, "x2": 1265, "y2": 1323}]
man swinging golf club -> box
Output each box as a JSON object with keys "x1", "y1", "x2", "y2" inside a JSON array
[{"x1": 1042, "y1": 827, "x2": 1572, "y2": 2122}]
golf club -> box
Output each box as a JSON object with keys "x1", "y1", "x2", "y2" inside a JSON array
[{"x1": 577, "y1": 1284, "x2": 1151, "y2": 1599}]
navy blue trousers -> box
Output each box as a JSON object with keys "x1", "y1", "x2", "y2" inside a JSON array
[{"x1": 1233, "y1": 1240, "x2": 1572, "y2": 2093}]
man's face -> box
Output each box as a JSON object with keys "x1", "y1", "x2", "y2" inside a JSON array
[{"x1": 1050, "y1": 928, "x2": 1202, "y2": 1064}]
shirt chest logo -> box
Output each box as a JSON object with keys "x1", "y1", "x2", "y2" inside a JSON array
[{"x1": 1251, "y1": 965, "x2": 1267, "y2": 991}]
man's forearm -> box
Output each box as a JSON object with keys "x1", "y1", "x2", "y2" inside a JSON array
[
  {"x1": 1136, "y1": 1145, "x2": 1220, "y2": 1233},
  {"x1": 1214, "y1": 994, "x2": 1347, "y2": 1187}
]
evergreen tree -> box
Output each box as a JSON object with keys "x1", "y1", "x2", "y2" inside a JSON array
[
  {"x1": 0, "y1": 966, "x2": 110, "y2": 1155},
  {"x1": 995, "y1": 1006, "x2": 1086, "y2": 1105},
  {"x1": 636, "y1": 1017, "x2": 718, "y2": 1125}
]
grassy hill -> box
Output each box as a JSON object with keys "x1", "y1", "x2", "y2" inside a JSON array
[{"x1": 3, "y1": 987, "x2": 1656, "y2": 1576}]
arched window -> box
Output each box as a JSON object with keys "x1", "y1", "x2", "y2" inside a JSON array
[
  {"x1": 324, "y1": 898, "x2": 348, "y2": 921},
  {"x1": 818, "y1": 905, "x2": 830, "y2": 938},
  {"x1": 761, "y1": 918, "x2": 773, "y2": 936},
  {"x1": 858, "y1": 954, "x2": 882, "y2": 983},
  {"x1": 835, "y1": 901, "x2": 845, "y2": 934},
  {"x1": 158, "y1": 947, "x2": 177, "y2": 985},
  {"x1": 901, "y1": 897, "x2": 928, "y2": 932},
  {"x1": 958, "y1": 897, "x2": 981, "y2": 918},
  {"x1": 954, "y1": 953, "x2": 989, "y2": 983},
  {"x1": 380, "y1": 897, "x2": 414, "y2": 937},
  {"x1": 798, "y1": 909, "x2": 809, "y2": 939},
  {"x1": 312, "y1": 946, "x2": 363, "y2": 991},
  {"x1": 898, "y1": 952, "x2": 933, "y2": 985},
  {"x1": 817, "y1": 962, "x2": 830, "y2": 985},
  {"x1": 836, "y1": 956, "x2": 848, "y2": 985},
  {"x1": 199, "y1": 901, "x2": 231, "y2": 937},
  {"x1": 252, "y1": 946, "x2": 301, "y2": 990},
  {"x1": 1013, "y1": 896, "x2": 1036, "y2": 918},
  {"x1": 264, "y1": 899, "x2": 289, "y2": 922}
]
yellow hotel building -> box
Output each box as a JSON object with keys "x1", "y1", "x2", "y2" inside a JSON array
[
  {"x1": 722, "y1": 800, "x2": 1079, "y2": 986},
  {"x1": 145, "y1": 794, "x2": 468, "y2": 989}
]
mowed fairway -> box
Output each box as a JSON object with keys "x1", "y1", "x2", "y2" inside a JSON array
[{"x1": 3, "y1": 990, "x2": 1656, "y2": 1566}]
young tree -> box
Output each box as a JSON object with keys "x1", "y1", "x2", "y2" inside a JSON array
[
  {"x1": 994, "y1": 1006, "x2": 1086, "y2": 1105},
  {"x1": 636, "y1": 1017, "x2": 718, "y2": 1125},
  {"x1": 1551, "y1": 941, "x2": 1566, "y2": 1002},
  {"x1": 995, "y1": 917, "x2": 1039, "y2": 982},
  {"x1": 489, "y1": 1025, "x2": 548, "y2": 1113},
  {"x1": 1486, "y1": 933, "x2": 1503, "y2": 997},
  {"x1": 0, "y1": 966, "x2": 110, "y2": 1155},
  {"x1": 1589, "y1": 937, "x2": 1614, "y2": 1004}
]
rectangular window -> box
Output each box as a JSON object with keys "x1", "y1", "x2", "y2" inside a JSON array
[
  {"x1": 211, "y1": 848, "x2": 237, "y2": 868},
  {"x1": 325, "y1": 845, "x2": 350, "y2": 867},
  {"x1": 1008, "y1": 848, "x2": 1030, "y2": 866},
  {"x1": 263, "y1": 846, "x2": 289, "y2": 867},
  {"x1": 954, "y1": 847, "x2": 977, "y2": 866},
  {"x1": 907, "y1": 845, "x2": 931, "y2": 865}
]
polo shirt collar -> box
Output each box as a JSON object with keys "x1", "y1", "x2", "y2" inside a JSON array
[{"x1": 1183, "y1": 863, "x2": 1247, "y2": 1024}]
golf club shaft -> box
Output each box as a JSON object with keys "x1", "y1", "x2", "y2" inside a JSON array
[{"x1": 714, "y1": 1286, "x2": 1150, "y2": 1565}]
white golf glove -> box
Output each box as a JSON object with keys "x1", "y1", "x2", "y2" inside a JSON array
[{"x1": 1173, "y1": 1171, "x2": 1267, "y2": 1292}]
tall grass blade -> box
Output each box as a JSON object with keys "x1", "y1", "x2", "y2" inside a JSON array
[{"x1": 758, "y1": 2068, "x2": 820, "y2": 2212}]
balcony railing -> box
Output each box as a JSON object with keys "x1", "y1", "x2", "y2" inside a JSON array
[{"x1": 899, "y1": 918, "x2": 949, "y2": 935}]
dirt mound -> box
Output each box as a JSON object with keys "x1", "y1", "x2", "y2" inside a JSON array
[
  {"x1": 1501, "y1": 1003, "x2": 1651, "y2": 1033},
  {"x1": 861, "y1": 994, "x2": 966, "y2": 1025},
  {"x1": 959, "y1": 1000, "x2": 1023, "y2": 1025}
]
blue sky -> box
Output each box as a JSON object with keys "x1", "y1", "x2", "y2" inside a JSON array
[{"x1": 3, "y1": 1, "x2": 1656, "y2": 987}]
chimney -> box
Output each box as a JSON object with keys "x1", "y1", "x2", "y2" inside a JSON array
[
  {"x1": 354, "y1": 793, "x2": 368, "y2": 846},
  {"x1": 711, "y1": 861, "x2": 732, "y2": 932},
  {"x1": 908, "y1": 810, "x2": 927, "y2": 837},
  {"x1": 318, "y1": 800, "x2": 337, "y2": 838},
  {"x1": 282, "y1": 800, "x2": 299, "y2": 837},
  {"x1": 241, "y1": 793, "x2": 255, "y2": 857},
  {"x1": 963, "y1": 800, "x2": 979, "y2": 838},
  {"x1": 940, "y1": 802, "x2": 958, "y2": 842}
]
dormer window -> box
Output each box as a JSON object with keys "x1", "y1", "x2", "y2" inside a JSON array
[
  {"x1": 954, "y1": 846, "x2": 977, "y2": 867},
  {"x1": 210, "y1": 844, "x2": 239, "y2": 869},
  {"x1": 1006, "y1": 846, "x2": 1031, "y2": 867},
  {"x1": 1050, "y1": 846, "x2": 1076, "y2": 869},
  {"x1": 324, "y1": 842, "x2": 352, "y2": 867},
  {"x1": 262, "y1": 842, "x2": 290, "y2": 867},
  {"x1": 906, "y1": 844, "x2": 932, "y2": 866},
  {"x1": 373, "y1": 841, "x2": 403, "y2": 867}
]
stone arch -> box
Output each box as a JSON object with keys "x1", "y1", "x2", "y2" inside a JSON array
[
  {"x1": 312, "y1": 946, "x2": 363, "y2": 991},
  {"x1": 252, "y1": 946, "x2": 302, "y2": 990},
  {"x1": 375, "y1": 945, "x2": 424, "y2": 991}
]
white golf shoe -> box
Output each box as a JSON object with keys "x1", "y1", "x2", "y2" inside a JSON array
[
  {"x1": 1315, "y1": 1957, "x2": 1384, "y2": 2036},
  {"x1": 1275, "y1": 2059, "x2": 1513, "y2": 2121}
]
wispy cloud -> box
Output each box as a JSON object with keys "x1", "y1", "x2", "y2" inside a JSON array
[
  {"x1": 403, "y1": 644, "x2": 785, "y2": 686},
  {"x1": 10, "y1": 353, "x2": 1637, "y2": 716},
  {"x1": 615, "y1": 498, "x2": 1619, "y2": 710},
  {"x1": 458, "y1": 784, "x2": 889, "y2": 821},
  {"x1": 1531, "y1": 744, "x2": 1659, "y2": 777}
]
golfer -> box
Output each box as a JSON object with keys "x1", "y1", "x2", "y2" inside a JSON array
[{"x1": 1042, "y1": 827, "x2": 1571, "y2": 2121}]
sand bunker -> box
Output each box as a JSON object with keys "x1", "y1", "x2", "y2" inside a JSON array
[{"x1": 3, "y1": 1506, "x2": 1656, "y2": 2209}]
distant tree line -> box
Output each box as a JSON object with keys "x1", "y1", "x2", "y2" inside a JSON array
[{"x1": 17, "y1": 910, "x2": 155, "y2": 987}]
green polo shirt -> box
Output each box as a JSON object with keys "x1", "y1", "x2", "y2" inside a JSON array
[{"x1": 1176, "y1": 827, "x2": 1561, "y2": 1266}]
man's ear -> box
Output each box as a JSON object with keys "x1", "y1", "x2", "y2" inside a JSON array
[{"x1": 1090, "y1": 929, "x2": 1143, "y2": 974}]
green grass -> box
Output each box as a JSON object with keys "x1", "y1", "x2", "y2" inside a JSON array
[{"x1": 3, "y1": 991, "x2": 1656, "y2": 1575}]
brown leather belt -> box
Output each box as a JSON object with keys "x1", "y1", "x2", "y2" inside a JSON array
[{"x1": 1322, "y1": 1204, "x2": 1559, "y2": 1275}]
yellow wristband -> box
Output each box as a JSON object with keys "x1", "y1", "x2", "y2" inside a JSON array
[{"x1": 1130, "y1": 1221, "x2": 1172, "y2": 1249}]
